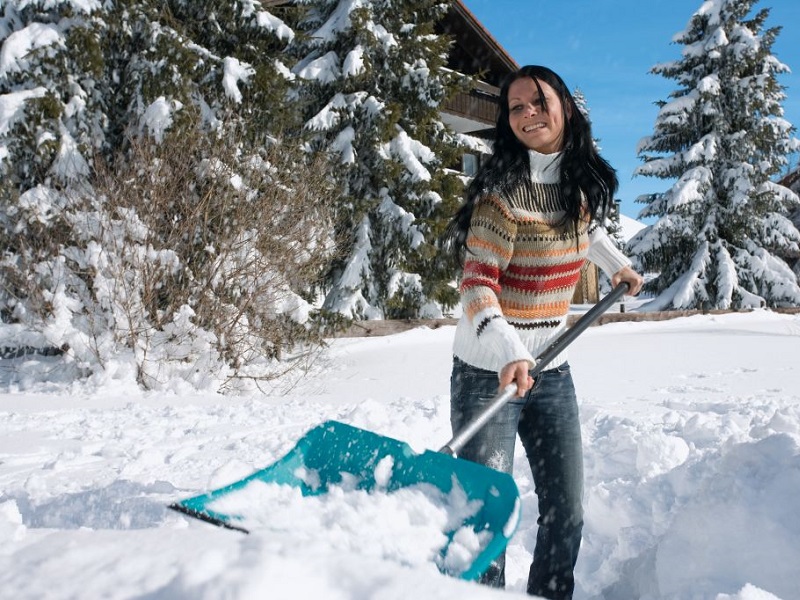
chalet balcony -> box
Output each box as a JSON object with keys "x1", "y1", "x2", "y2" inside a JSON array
[{"x1": 441, "y1": 80, "x2": 500, "y2": 137}]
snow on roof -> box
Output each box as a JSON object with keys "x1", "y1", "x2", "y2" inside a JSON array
[{"x1": 619, "y1": 213, "x2": 647, "y2": 242}]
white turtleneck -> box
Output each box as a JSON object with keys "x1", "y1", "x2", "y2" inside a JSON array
[{"x1": 529, "y1": 149, "x2": 562, "y2": 184}]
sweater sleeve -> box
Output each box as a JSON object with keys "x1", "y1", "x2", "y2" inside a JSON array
[
  {"x1": 586, "y1": 223, "x2": 632, "y2": 278},
  {"x1": 460, "y1": 195, "x2": 536, "y2": 371}
]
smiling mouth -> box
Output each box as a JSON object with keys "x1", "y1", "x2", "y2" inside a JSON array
[{"x1": 522, "y1": 123, "x2": 546, "y2": 133}]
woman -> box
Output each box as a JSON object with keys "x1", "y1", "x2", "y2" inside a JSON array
[{"x1": 446, "y1": 65, "x2": 643, "y2": 599}]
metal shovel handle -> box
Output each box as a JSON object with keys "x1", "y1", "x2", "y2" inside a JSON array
[{"x1": 439, "y1": 282, "x2": 630, "y2": 456}]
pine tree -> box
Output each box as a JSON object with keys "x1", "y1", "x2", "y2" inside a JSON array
[
  {"x1": 631, "y1": 0, "x2": 800, "y2": 309},
  {"x1": 573, "y1": 87, "x2": 590, "y2": 121},
  {"x1": 288, "y1": 0, "x2": 466, "y2": 319},
  {"x1": 0, "y1": 1, "x2": 298, "y2": 188}
]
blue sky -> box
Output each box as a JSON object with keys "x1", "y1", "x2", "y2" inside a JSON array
[{"x1": 461, "y1": 0, "x2": 800, "y2": 220}]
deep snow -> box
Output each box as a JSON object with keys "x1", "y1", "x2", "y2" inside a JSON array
[{"x1": 1, "y1": 308, "x2": 799, "y2": 599}]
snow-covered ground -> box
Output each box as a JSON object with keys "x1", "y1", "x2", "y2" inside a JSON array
[{"x1": 1, "y1": 309, "x2": 799, "y2": 600}]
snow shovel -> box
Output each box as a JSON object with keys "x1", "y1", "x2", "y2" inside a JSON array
[{"x1": 169, "y1": 283, "x2": 630, "y2": 580}]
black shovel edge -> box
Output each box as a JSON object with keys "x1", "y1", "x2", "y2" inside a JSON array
[
  {"x1": 439, "y1": 282, "x2": 630, "y2": 457},
  {"x1": 168, "y1": 503, "x2": 251, "y2": 533}
]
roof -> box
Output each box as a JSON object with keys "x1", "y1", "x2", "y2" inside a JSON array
[
  {"x1": 450, "y1": 0, "x2": 518, "y2": 71},
  {"x1": 779, "y1": 167, "x2": 800, "y2": 193},
  {"x1": 437, "y1": 0, "x2": 519, "y2": 88}
]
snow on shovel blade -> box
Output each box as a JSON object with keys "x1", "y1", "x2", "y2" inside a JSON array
[{"x1": 169, "y1": 420, "x2": 520, "y2": 580}]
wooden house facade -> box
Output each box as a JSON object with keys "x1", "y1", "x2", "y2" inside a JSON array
[{"x1": 779, "y1": 168, "x2": 800, "y2": 275}]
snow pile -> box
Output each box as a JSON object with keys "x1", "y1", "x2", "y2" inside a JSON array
[
  {"x1": 206, "y1": 475, "x2": 490, "y2": 576},
  {"x1": 1, "y1": 310, "x2": 799, "y2": 599}
]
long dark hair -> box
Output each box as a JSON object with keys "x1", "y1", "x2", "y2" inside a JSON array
[{"x1": 444, "y1": 65, "x2": 618, "y2": 264}]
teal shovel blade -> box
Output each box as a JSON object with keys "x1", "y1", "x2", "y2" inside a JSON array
[{"x1": 169, "y1": 420, "x2": 520, "y2": 580}]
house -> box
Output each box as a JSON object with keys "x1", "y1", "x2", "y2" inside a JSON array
[
  {"x1": 780, "y1": 167, "x2": 800, "y2": 196},
  {"x1": 436, "y1": 1, "x2": 517, "y2": 144},
  {"x1": 778, "y1": 167, "x2": 800, "y2": 276}
]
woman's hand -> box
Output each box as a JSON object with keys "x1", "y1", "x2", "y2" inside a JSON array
[
  {"x1": 499, "y1": 360, "x2": 534, "y2": 397},
  {"x1": 612, "y1": 265, "x2": 644, "y2": 296}
]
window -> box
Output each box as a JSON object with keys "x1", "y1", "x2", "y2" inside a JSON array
[{"x1": 462, "y1": 153, "x2": 479, "y2": 177}]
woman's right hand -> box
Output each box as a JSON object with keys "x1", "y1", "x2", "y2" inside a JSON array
[
  {"x1": 499, "y1": 360, "x2": 534, "y2": 397},
  {"x1": 612, "y1": 265, "x2": 644, "y2": 296}
]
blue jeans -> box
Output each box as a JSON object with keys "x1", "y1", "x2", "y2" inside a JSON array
[{"x1": 450, "y1": 356, "x2": 584, "y2": 600}]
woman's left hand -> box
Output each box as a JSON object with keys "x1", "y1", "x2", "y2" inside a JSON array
[{"x1": 612, "y1": 265, "x2": 644, "y2": 296}]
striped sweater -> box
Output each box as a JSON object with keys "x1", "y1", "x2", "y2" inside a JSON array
[{"x1": 453, "y1": 150, "x2": 631, "y2": 374}]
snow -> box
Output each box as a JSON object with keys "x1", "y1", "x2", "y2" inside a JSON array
[
  {"x1": 2, "y1": 309, "x2": 800, "y2": 599},
  {"x1": 385, "y1": 130, "x2": 434, "y2": 182},
  {"x1": 0, "y1": 22, "x2": 62, "y2": 78},
  {"x1": 139, "y1": 97, "x2": 182, "y2": 143},
  {"x1": 222, "y1": 57, "x2": 255, "y2": 104},
  {"x1": 0, "y1": 87, "x2": 48, "y2": 138},
  {"x1": 305, "y1": 92, "x2": 348, "y2": 130},
  {"x1": 342, "y1": 45, "x2": 366, "y2": 78},
  {"x1": 253, "y1": 10, "x2": 294, "y2": 42},
  {"x1": 308, "y1": 0, "x2": 367, "y2": 44},
  {"x1": 618, "y1": 213, "x2": 646, "y2": 242},
  {"x1": 295, "y1": 51, "x2": 340, "y2": 84},
  {"x1": 51, "y1": 124, "x2": 90, "y2": 181}
]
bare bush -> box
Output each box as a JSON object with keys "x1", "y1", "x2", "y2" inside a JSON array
[{"x1": 2, "y1": 122, "x2": 344, "y2": 392}]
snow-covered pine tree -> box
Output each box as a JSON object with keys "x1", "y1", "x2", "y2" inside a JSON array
[
  {"x1": 573, "y1": 87, "x2": 590, "y2": 120},
  {"x1": 631, "y1": 0, "x2": 800, "y2": 309},
  {"x1": 0, "y1": 0, "x2": 297, "y2": 190},
  {"x1": 0, "y1": 0, "x2": 115, "y2": 358},
  {"x1": 142, "y1": 0, "x2": 300, "y2": 135},
  {"x1": 288, "y1": 0, "x2": 466, "y2": 319}
]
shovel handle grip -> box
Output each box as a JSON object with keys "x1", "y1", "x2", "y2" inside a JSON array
[{"x1": 439, "y1": 282, "x2": 630, "y2": 457}]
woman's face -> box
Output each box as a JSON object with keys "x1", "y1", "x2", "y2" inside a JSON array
[{"x1": 507, "y1": 77, "x2": 568, "y2": 154}]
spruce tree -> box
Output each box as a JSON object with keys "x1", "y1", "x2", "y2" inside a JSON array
[
  {"x1": 288, "y1": 0, "x2": 466, "y2": 319},
  {"x1": 632, "y1": 0, "x2": 800, "y2": 309},
  {"x1": 0, "y1": 1, "x2": 298, "y2": 189}
]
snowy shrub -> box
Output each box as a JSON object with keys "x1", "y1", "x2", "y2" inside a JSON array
[{"x1": 1, "y1": 123, "x2": 343, "y2": 392}]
